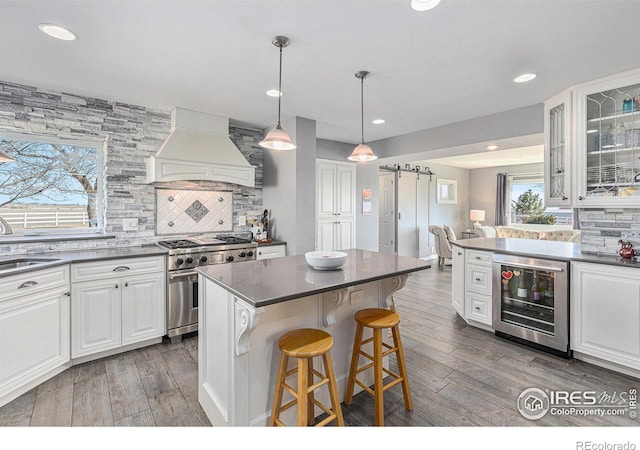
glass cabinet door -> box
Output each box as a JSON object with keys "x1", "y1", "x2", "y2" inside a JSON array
[
  {"x1": 544, "y1": 91, "x2": 572, "y2": 206},
  {"x1": 575, "y1": 70, "x2": 640, "y2": 206}
]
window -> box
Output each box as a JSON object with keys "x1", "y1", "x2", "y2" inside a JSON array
[
  {"x1": 509, "y1": 174, "x2": 573, "y2": 228},
  {"x1": 0, "y1": 134, "x2": 102, "y2": 234}
]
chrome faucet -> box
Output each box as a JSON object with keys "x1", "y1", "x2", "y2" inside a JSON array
[{"x1": 0, "y1": 217, "x2": 13, "y2": 235}]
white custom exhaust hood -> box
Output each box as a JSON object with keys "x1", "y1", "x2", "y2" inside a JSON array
[{"x1": 146, "y1": 107, "x2": 255, "y2": 187}]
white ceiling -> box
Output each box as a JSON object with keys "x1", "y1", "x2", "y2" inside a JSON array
[{"x1": 2, "y1": 1, "x2": 640, "y2": 147}]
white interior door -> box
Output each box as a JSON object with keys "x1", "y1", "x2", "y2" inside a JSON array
[
  {"x1": 378, "y1": 171, "x2": 396, "y2": 254},
  {"x1": 397, "y1": 172, "x2": 418, "y2": 258}
]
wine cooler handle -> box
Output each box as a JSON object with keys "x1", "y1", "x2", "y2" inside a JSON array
[{"x1": 496, "y1": 261, "x2": 563, "y2": 273}]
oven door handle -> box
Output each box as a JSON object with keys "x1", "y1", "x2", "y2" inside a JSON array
[
  {"x1": 494, "y1": 260, "x2": 564, "y2": 273},
  {"x1": 169, "y1": 271, "x2": 199, "y2": 280}
]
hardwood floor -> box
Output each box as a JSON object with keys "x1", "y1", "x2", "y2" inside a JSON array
[{"x1": 1, "y1": 265, "x2": 638, "y2": 427}]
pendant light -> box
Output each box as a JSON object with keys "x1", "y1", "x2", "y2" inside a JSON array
[
  {"x1": 0, "y1": 149, "x2": 15, "y2": 162},
  {"x1": 348, "y1": 71, "x2": 378, "y2": 162},
  {"x1": 259, "y1": 36, "x2": 296, "y2": 151}
]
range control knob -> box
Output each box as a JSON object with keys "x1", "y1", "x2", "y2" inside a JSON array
[
  {"x1": 226, "y1": 255, "x2": 235, "y2": 262},
  {"x1": 176, "y1": 258, "x2": 184, "y2": 266},
  {"x1": 239, "y1": 252, "x2": 246, "y2": 258},
  {"x1": 247, "y1": 251, "x2": 254, "y2": 257},
  {"x1": 186, "y1": 257, "x2": 194, "y2": 264},
  {"x1": 200, "y1": 256, "x2": 208, "y2": 263}
]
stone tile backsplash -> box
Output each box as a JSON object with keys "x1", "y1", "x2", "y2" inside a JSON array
[
  {"x1": 0, "y1": 80, "x2": 263, "y2": 256},
  {"x1": 578, "y1": 208, "x2": 640, "y2": 255}
]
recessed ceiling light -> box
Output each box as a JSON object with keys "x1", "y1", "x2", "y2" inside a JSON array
[
  {"x1": 38, "y1": 23, "x2": 78, "y2": 41},
  {"x1": 372, "y1": 119, "x2": 386, "y2": 125},
  {"x1": 487, "y1": 145, "x2": 499, "y2": 150},
  {"x1": 410, "y1": 0, "x2": 441, "y2": 12},
  {"x1": 266, "y1": 89, "x2": 283, "y2": 97},
  {"x1": 513, "y1": 73, "x2": 537, "y2": 83}
]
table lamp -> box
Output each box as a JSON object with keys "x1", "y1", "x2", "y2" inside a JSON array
[{"x1": 470, "y1": 210, "x2": 485, "y2": 229}]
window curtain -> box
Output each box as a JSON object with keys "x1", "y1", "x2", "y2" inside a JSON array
[{"x1": 495, "y1": 173, "x2": 508, "y2": 226}]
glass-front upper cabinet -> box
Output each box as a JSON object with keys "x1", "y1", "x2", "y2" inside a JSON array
[
  {"x1": 544, "y1": 90, "x2": 572, "y2": 206},
  {"x1": 575, "y1": 69, "x2": 640, "y2": 206}
]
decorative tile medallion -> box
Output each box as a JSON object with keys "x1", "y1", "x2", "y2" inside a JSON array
[{"x1": 185, "y1": 200, "x2": 209, "y2": 223}]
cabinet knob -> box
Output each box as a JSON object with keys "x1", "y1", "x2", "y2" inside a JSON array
[
  {"x1": 562, "y1": 196, "x2": 567, "y2": 201},
  {"x1": 475, "y1": 278, "x2": 481, "y2": 282},
  {"x1": 115, "y1": 284, "x2": 119, "y2": 289},
  {"x1": 124, "y1": 282, "x2": 129, "y2": 287},
  {"x1": 475, "y1": 256, "x2": 481, "y2": 260},
  {"x1": 474, "y1": 306, "x2": 481, "y2": 311},
  {"x1": 64, "y1": 292, "x2": 71, "y2": 297},
  {"x1": 578, "y1": 195, "x2": 584, "y2": 201},
  {"x1": 457, "y1": 252, "x2": 462, "y2": 256}
]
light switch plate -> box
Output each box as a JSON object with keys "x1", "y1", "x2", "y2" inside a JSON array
[
  {"x1": 123, "y1": 218, "x2": 138, "y2": 231},
  {"x1": 350, "y1": 289, "x2": 364, "y2": 305},
  {"x1": 238, "y1": 215, "x2": 247, "y2": 226}
]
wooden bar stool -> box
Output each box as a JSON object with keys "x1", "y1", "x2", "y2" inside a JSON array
[
  {"x1": 269, "y1": 328, "x2": 344, "y2": 427},
  {"x1": 344, "y1": 308, "x2": 412, "y2": 426}
]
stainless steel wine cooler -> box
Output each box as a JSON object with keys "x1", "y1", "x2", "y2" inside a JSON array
[{"x1": 492, "y1": 253, "x2": 570, "y2": 356}]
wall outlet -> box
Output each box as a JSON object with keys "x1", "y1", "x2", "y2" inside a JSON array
[
  {"x1": 238, "y1": 215, "x2": 247, "y2": 226},
  {"x1": 123, "y1": 218, "x2": 138, "y2": 231},
  {"x1": 350, "y1": 289, "x2": 364, "y2": 305}
]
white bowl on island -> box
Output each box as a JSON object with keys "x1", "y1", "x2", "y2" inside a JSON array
[{"x1": 305, "y1": 251, "x2": 348, "y2": 270}]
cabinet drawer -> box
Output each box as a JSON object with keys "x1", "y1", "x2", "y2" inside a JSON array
[
  {"x1": 257, "y1": 245, "x2": 286, "y2": 260},
  {"x1": 466, "y1": 250, "x2": 493, "y2": 266},
  {"x1": 465, "y1": 263, "x2": 492, "y2": 295},
  {"x1": 71, "y1": 256, "x2": 165, "y2": 282},
  {"x1": 465, "y1": 291, "x2": 492, "y2": 325},
  {"x1": 0, "y1": 265, "x2": 70, "y2": 303}
]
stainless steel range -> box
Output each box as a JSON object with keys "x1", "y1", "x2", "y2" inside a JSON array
[{"x1": 157, "y1": 236, "x2": 257, "y2": 340}]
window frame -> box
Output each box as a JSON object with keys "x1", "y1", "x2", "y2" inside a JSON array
[
  {"x1": 508, "y1": 173, "x2": 574, "y2": 229},
  {"x1": 0, "y1": 130, "x2": 106, "y2": 238}
]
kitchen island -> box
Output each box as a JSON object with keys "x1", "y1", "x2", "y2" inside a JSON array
[{"x1": 195, "y1": 249, "x2": 430, "y2": 426}]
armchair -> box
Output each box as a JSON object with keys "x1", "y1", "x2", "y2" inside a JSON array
[{"x1": 429, "y1": 225, "x2": 453, "y2": 267}]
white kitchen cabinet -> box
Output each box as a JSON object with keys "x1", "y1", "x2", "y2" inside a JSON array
[
  {"x1": 0, "y1": 265, "x2": 71, "y2": 408},
  {"x1": 316, "y1": 159, "x2": 355, "y2": 251},
  {"x1": 71, "y1": 256, "x2": 166, "y2": 360},
  {"x1": 256, "y1": 244, "x2": 286, "y2": 260},
  {"x1": 121, "y1": 272, "x2": 166, "y2": 345},
  {"x1": 544, "y1": 89, "x2": 572, "y2": 206},
  {"x1": 451, "y1": 246, "x2": 465, "y2": 317},
  {"x1": 71, "y1": 278, "x2": 121, "y2": 357},
  {"x1": 571, "y1": 261, "x2": 640, "y2": 374},
  {"x1": 574, "y1": 68, "x2": 640, "y2": 207},
  {"x1": 464, "y1": 250, "x2": 493, "y2": 327}
]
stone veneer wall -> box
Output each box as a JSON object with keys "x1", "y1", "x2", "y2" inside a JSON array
[
  {"x1": 579, "y1": 208, "x2": 640, "y2": 255},
  {"x1": 0, "y1": 80, "x2": 263, "y2": 255}
]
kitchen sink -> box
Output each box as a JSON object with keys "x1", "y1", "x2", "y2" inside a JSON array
[{"x1": 0, "y1": 258, "x2": 60, "y2": 272}]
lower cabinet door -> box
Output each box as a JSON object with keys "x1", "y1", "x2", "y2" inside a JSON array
[
  {"x1": 0, "y1": 287, "x2": 70, "y2": 406},
  {"x1": 121, "y1": 272, "x2": 166, "y2": 345},
  {"x1": 72, "y1": 278, "x2": 122, "y2": 358}
]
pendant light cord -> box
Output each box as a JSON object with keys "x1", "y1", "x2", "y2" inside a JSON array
[
  {"x1": 277, "y1": 45, "x2": 283, "y2": 129},
  {"x1": 360, "y1": 76, "x2": 365, "y2": 144}
]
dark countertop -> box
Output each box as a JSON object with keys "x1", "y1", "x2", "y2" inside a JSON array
[
  {"x1": 255, "y1": 240, "x2": 286, "y2": 247},
  {"x1": 452, "y1": 238, "x2": 640, "y2": 268},
  {"x1": 196, "y1": 249, "x2": 431, "y2": 307},
  {"x1": 0, "y1": 245, "x2": 167, "y2": 278}
]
